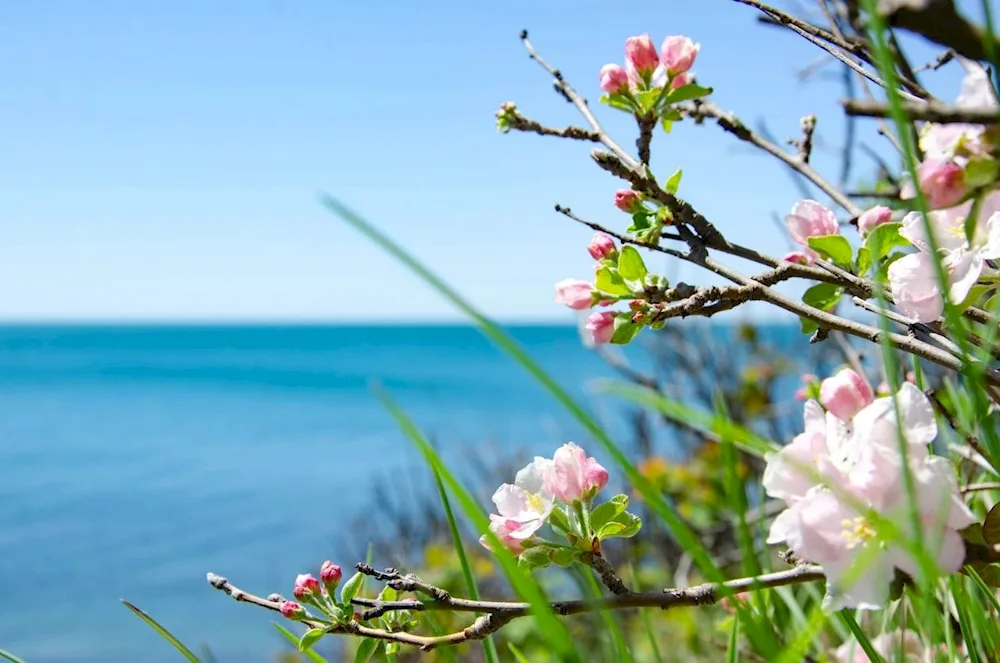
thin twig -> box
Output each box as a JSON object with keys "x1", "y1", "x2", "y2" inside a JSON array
[{"x1": 843, "y1": 99, "x2": 1000, "y2": 124}]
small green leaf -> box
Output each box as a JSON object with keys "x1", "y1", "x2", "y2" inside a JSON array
[
  {"x1": 983, "y1": 502, "x2": 1000, "y2": 545},
  {"x1": 856, "y1": 246, "x2": 871, "y2": 275},
  {"x1": 965, "y1": 156, "x2": 999, "y2": 189},
  {"x1": 599, "y1": 93, "x2": 635, "y2": 114},
  {"x1": 590, "y1": 500, "x2": 627, "y2": 534},
  {"x1": 299, "y1": 628, "x2": 326, "y2": 652},
  {"x1": 629, "y1": 210, "x2": 651, "y2": 233},
  {"x1": 274, "y1": 624, "x2": 329, "y2": 663},
  {"x1": 377, "y1": 585, "x2": 398, "y2": 602},
  {"x1": 352, "y1": 638, "x2": 379, "y2": 663},
  {"x1": 600, "y1": 511, "x2": 642, "y2": 539},
  {"x1": 617, "y1": 246, "x2": 648, "y2": 281},
  {"x1": 598, "y1": 522, "x2": 627, "y2": 538},
  {"x1": 548, "y1": 506, "x2": 572, "y2": 532},
  {"x1": 664, "y1": 83, "x2": 713, "y2": 105},
  {"x1": 595, "y1": 267, "x2": 631, "y2": 296},
  {"x1": 384, "y1": 641, "x2": 400, "y2": 657},
  {"x1": 611, "y1": 494, "x2": 628, "y2": 508},
  {"x1": 864, "y1": 222, "x2": 908, "y2": 261},
  {"x1": 550, "y1": 546, "x2": 578, "y2": 568},
  {"x1": 518, "y1": 546, "x2": 552, "y2": 571},
  {"x1": 806, "y1": 234, "x2": 854, "y2": 267},
  {"x1": 664, "y1": 169, "x2": 683, "y2": 195},
  {"x1": 610, "y1": 316, "x2": 643, "y2": 345},
  {"x1": 339, "y1": 571, "x2": 364, "y2": 605},
  {"x1": 799, "y1": 283, "x2": 843, "y2": 335},
  {"x1": 635, "y1": 89, "x2": 662, "y2": 114},
  {"x1": 659, "y1": 107, "x2": 682, "y2": 133}
]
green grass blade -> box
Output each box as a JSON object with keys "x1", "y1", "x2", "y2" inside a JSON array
[
  {"x1": 373, "y1": 386, "x2": 580, "y2": 662},
  {"x1": 508, "y1": 643, "x2": 531, "y2": 663},
  {"x1": 432, "y1": 468, "x2": 500, "y2": 663},
  {"x1": 838, "y1": 611, "x2": 885, "y2": 663},
  {"x1": 273, "y1": 623, "x2": 328, "y2": 663},
  {"x1": 0, "y1": 649, "x2": 26, "y2": 663},
  {"x1": 121, "y1": 600, "x2": 202, "y2": 663},
  {"x1": 321, "y1": 195, "x2": 723, "y2": 583},
  {"x1": 726, "y1": 612, "x2": 740, "y2": 663},
  {"x1": 640, "y1": 607, "x2": 664, "y2": 663}
]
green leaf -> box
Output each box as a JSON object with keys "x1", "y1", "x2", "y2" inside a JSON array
[
  {"x1": 299, "y1": 628, "x2": 326, "y2": 652},
  {"x1": 664, "y1": 169, "x2": 683, "y2": 195},
  {"x1": 806, "y1": 234, "x2": 854, "y2": 267},
  {"x1": 856, "y1": 246, "x2": 871, "y2": 275},
  {"x1": 610, "y1": 316, "x2": 643, "y2": 345},
  {"x1": 121, "y1": 600, "x2": 203, "y2": 663},
  {"x1": 634, "y1": 89, "x2": 662, "y2": 114},
  {"x1": 377, "y1": 585, "x2": 398, "y2": 602},
  {"x1": 548, "y1": 506, "x2": 572, "y2": 532},
  {"x1": 628, "y1": 210, "x2": 651, "y2": 233},
  {"x1": 598, "y1": 522, "x2": 627, "y2": 538},
  {"x1": 965, "y1": 156, "x2": 999, "y2": 189},
  {"x1": 274, "y1": 624, "x2": 329, "y2": 663},
  {"x1": 799, "y1": 282, "x2": 843, "y2": 335},
  {"x1": 726, "y1": 612, "x2": 740, "y2": 663},
  {"x1": 837, "y1": 612, "x2": 885, "y2": 663},
  {"x1": 617, "y1": 246, "x2": 648, "y2": 281},
  {"x1": 590, "y1": 499, "x2": 627, "y2": 534},
  {"x1": 0, "y1": 650, "x2": 26, "y2": 663},
  {"x1": 600, "y1": 511, "x2": 641, "y2": 539},
  {"x1": 339, "y1": 572, "x2": 364, "y2": 605},
  {"x1": 595, "y1": 267, "x2": 631, "y2": 296},
  {"x1": 660, "y1": 107, "x2": 682, "y2": 133},
  {"x1": 550, "y1": 546, "x2": 579, "y2": 568},
  {"x1": 665, "y1": 84, "x2": 713, "y2": 105},
  {"x1": 864, "y1": 222, "x2": 908, "y2": 261},
  {"x1": 352, "y1": 638, "x2": 379, "y2": 663},
  {"x1": 517, "y1": 546, "x2": 552, "y2": 571},
  {"x1": 611, "y1": 494, "x2": 628, "y2": 508},
  {"x1": 599, "y1": 93, "x2": 634, "y2": 114},
  {"x1": 983, "y1": 502, "x2": 1000, "y2": 545}
]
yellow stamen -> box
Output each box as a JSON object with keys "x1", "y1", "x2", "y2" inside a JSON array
[
  {"x1": 841, "y1": 516, "x2": 876, "y2": 549},
  {"x1": 526, "y1": 493, "x2": 544, "y2": 512}
]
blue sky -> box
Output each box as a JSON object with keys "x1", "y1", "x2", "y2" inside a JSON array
[{"x1": 0, "y1": 1, "x2": 978, "y2": 322}]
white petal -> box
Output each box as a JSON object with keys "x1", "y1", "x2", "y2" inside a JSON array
[
  {"x1": 895, "y1": 382, "x2": 937, "y2": 446},
  {"x1": 946, "y1": 248, "x2": 984, "y2": 306}
]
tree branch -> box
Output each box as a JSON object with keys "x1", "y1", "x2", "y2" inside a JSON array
[{"x1": 843, "y1": 99, "x2": 1000, "y2": 124}]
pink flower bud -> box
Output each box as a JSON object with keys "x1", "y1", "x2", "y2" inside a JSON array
[
  {"x1": 916, "y1": 158, "x2": 966, "y2": 208},
  {"x1": 669, "y1": 71, "x2": 693, "y2": 90},
  {"x1": 545, "y1": 442, "x2": 610, "y2": 503},
  {"x1": 614, "y1": 189, "x2": 642, "y2": 213},
  {"x1": 794, "y1": 388, "x2": 807, "y2": 401},
  {"x1": 819, "y1": 368, "x2": 874, "y2": 422},
  {"x1": 280, "y1": 600, "x2": 305, "y2": 620},
  {"x1": 555, "y1": 279, "x2": 595, "y2": 310},
  {"x1": 587, "y1": 233, "x2": 617, "y2": 260},
  {"x1": 320, "y1": 561, "x2": 342, "y2": 590},
  {"x1": 584, "y1": 311, "x2": 616, "y2": 345},
  {"x1": 786, "y1": 200, "x2": 839, "y2": 258},
  {"x1": 625, "y1": 35, "x2": 659, "y2": 74},
  {"x1": 599, "y1": 64, "x2": 629, "y2": 94},
  {"x1": 293, "y1": 573, "x2": 321, "y2": 599},
  {"x1": 783, "y1": 251, "x2": 811, "y2": 265},
  {"x1": 660, "y1": 36, "x2": 700, "y2": 76},
  {"x1": 857, "y1": 205, "x2": 894, "y2": 236}
]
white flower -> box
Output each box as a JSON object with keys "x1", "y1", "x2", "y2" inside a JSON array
[{"x1": 480, "y1": 458, "x2": 554, "y2": 552}]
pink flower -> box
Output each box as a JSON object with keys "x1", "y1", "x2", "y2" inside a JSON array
[
  {"x1": 917, "y1": 158, "x2": 966, "y2": 208},
  {"x1": 660, "y1": 36, "x2": 700, "y2": 76},
  {"x1": 820, "y1": 369, "x2": 874, "y2": 422},
  {"x1": 786, "y1": 200, "x2": 840, "y2": 259},
  {"x1": 765, "y1": 384, "x2": 975, "y2": 611},
  {"x1": 614, "y1": 189, "x2": 643, "y2": 213},
  {"x1": 888, "y1": 252, "x2": 945, "y2": 322},
  {"x1": 584, "y1": 311, "x2": 616, "y2": 345},
  {"x1": 599, "y1": 64, "x2": 629, "y2": 94},
  {"x1": 280, "y1": 600, "x2": 305, "y2": 620},
  {"x1": 920, "y1": 58, "x2": 997, "y2": 163},
  {"x1": 554, "y1": 279, "x2": 594, "y2": 310},
  {"x1": 293, "y1": 574, "x2": 321, "y2": 600},
  {"x1": 857, "y1": 206, "x2": 893, "y2": 237},
  {"x1": 783, "y1": 251, "x2": 811, "y2": 265},
  {"x1": 669, "y1": 71, "x2": 692, "y2": 90},
  {"x1": 320, "y1": 561, "x2": 342, "y2": 590},
  {"x1": 625, "y1": 35, "x2": 659, "y2": 74},
  {"x1": 587, "y1": 233, "x2": 616, "y2": 260},
  {"x1": 545, "y1": 442, "x2": 609, "y2": 503},
  {"x1": 480, "y1": 458, "x2": 554, "y2": 553}
]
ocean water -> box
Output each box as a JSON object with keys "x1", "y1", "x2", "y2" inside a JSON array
[{"x1": 0, "y1": 323, "x2": 803, "y2": 662}]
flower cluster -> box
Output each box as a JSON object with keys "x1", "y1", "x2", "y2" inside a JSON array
[
  {"x1": 763, "y1": 370, "x2": 975, "y2": 610},
  {"x1": 277, "y1": 560, "x2": 355, "y2": 624},
  {"x1": 481, "y1": 443, "x2": 639, "y2": 570},
  {"x1": 555, "y1": 231, "x2": 668, "y2": 346}
]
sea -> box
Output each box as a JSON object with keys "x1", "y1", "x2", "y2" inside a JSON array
[{"x1": 0, "y1": 323, "x2": 808, "y2": 662}]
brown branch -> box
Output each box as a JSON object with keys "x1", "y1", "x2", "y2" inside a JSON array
[
  {"x1": 872, "y1": 0, "x2": 1000, "y2": 63},
  {"x1": 501, "y1": 108, "x2": 603, "y2": 141},
  {"x1": 843, "y1": 99, "x2": 1000, "y2": 124},
  {"x1": 636, "y1": 113, "x2": 656, "y2": 166},
  {"x1": 962, "y1": 482, "x2": 1000, "y2": 494},
  {"x1": 681, "y1": 101, "x2": 863, "y2": 216},
  {"x1": 587, "y1": 553, "x2": 631, "y2": 596}
]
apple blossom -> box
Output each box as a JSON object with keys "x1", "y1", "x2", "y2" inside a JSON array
[
  {"x1": 820, "y1": 368, "x2": 873, "y2": 422},
  {"x1": 916, "y1": 158, "x2": 966, "y2": 209},
  {"x1": 584, "y1": 311, "x2": 616, "y2": 345},
  {"x1": 857, "y1": 205, "x2": 893, "y2": 236},
  {"x1": 293, "y1": 574, "x2": 321, "y2": 600},
  {"x1": 545, "y1": 442, "x2": 609, "y2": 503},
  {"x1": 783, "y1": 251, "x2": 811, "y2": 265},
  {"x1": 599, "y1": 64, "x2": 628, "y2": 94},
  {"x1": 660, "y1": 35, "x2": 700, "y2": 76},
  {"x1": 625, "y1": 35, "x2": 659, "y2": 74},
  {"x1": 920, "y1": 58, "x2": 997, "y2": 162},
  {"x1": 587, "y1": 232, "x2": 616, "y2": 260},
  {"x1": 614, "y1": 189, "x2": 643, "y2": 213},
  {"x1": 786, "y1": 200, "x2": 839, "y2": 259},
  {"x1": 554, "y1": 279, "x2": 594, "y2": 310},
  {"x1": 320, "y1": 561, "x2": 342, "y2": 591},
  {"x1": 669, "y1": 71, "x2": 692, "y2": 90},
  {"x1": 480, "y1": 458, "x2": 554, "y2": 553}
]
